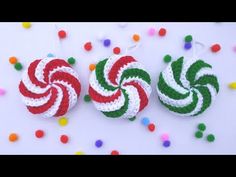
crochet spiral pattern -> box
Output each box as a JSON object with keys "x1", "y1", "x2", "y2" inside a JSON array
[
  {"x1": 19, "y1": 58, "x2": 81, "y2": 118},
  {"x1": 89, "y1": 55, "x2": 152, "y2": 119},
  {"x1": 156, "y1": 57, "x2": 219, "y2": 116}
]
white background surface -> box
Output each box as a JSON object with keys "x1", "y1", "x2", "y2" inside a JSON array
[{"x1": 0, "y1": 22, "x2": 236, "y2": 154}]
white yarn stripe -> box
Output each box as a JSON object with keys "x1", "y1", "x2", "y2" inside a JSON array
[
  {"x1": 116, "y1": 62, "x2": 144, "y2": 85},
  {"x1": 93, "y1": 91, "x2": 125, "y2": 112},
  {"x1": 195, "y1": 67, "x2": 216, "y2": 81},
  {"x1": 120, "y1": 85, "x2": 140, "y2": 119},
  {"x1": 180, "y1": 58, "x2": 198, "y2": 89},
  {"x1": 43, "y1": 84, "x2": 63, "y2": 118},
  {"x1": 205, "y1": 84, "x2": 218, "y2": 102},
  {"x1": 162, "y1": 63, "x2": 189, "y2": 94},
  {"x1": 157, "y1": 87, "x2": 193, "y2": 107},
  {"x1": 22, "y1": 92, "x2": 51, "y2": 107},
  {"x1": 103, "y1": 55, "x2": 122, "y2": 87},
  {"x1": 121, "y1": 77, "x2": 152, "y2": 98},
  {"x1": 22, "y1": 71, "x2": 51, "y2": 94},
  {"x1": 35, "y1": 57, "x2": 55, "y2": 84},
  {"x1": 48, "y1": 66, "x2": 79, "y2": 83},
  {"x1": 89, "y1": 71, "x2": 118, "y2": 96},
  {"x1": 53, "y1": 80, "x2": 78, "y2": 110}
]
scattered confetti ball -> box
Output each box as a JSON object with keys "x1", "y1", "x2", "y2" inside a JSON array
[
  {"x1": 195, "y1": 131, "x2": 203, "y2": 138},
  {"x1": 0, "y1": 88, "x2": 6, "y2": 96},
  {"x1": 9, "y1": 133, "x2": 18, "y2": 142},
  {"x1": 229, "y1": 82, "x2": 236, "y2": 89},
  {"x1": 148, "y1": 123, "x2": 155, "y2": 132},
  {"x1": 160, "y1": 133, "x2": 169, "y2": 141},
  {"x1": 163, "y1": 54, "x2": 172, "y2": 63},
  {"x1": 95, "y1": 139, "x2": 103, "y2": 148},
  {"x1": 113, "y1": 47, "x2": 121, "y2": 54},
  {"x1": 67, "y1": 57, "x2": 76, "y2": 65},
  {"x1": 60, "y1": 135, "x2": 69, "y2": 144},
  {"x1": 47, "y1": 53, "x2": 54, "y2": 57},
  {"x1": 184, "y1": 35, "x2": 193, "y2": 42},
  {"x1": 22, "y1": 22, "x2": 31, "y2": 29},
  {"x1": 111, "y1": 150, "x2": 119, "y2": 155},
  {"x1": 184, "y1": 42, "x2": 192, "y2": 50},
  {"x1": 58, "y1": 30, "x2": 67, "y2": 39},
  {"x1": 207, "y1": 134, "x2": 215, "y2": 142},
  {"x1": 158, "y1": 28, "x2": 167, "y2": 36},
  {"x1": 35, "y1": 130, "x2": 45, "y2": 138},
  {"x1": 75, "y1": 151, "x2": 85, "y2": 155},
  {"x1": 148, "y1": 28, "x2": 156, "y2": 36},
  {"x1": 141, "y1": 117, "x2": 150, "y2": 126},
  {"x1": 103, "y1": 39, "x2": 111, "y2": 47},
  {"x1": 14, "y1": 62, "x2": 23, "y2": 71},
  {"x1": 9, "y1": 56, "x2": 18, "y2": 64},
  {"x1": 211, "y1": 44, "x2": 221, "y2": 53},
  {"x1": 198, "y1": 123, "x2": 206, "y2": 131},
  {"x1": 89, "y1": 64, "x2": 96, "y2": 71},
  {"x1": 163, "y1": 140, "x2": 171, "y2": 147},
  {"x1": 84, "y1": 94, "x2": 91, "y2": 102},
  {"x1": 58, "y1": 117, "x2": 68, "y2": 127},
  {"x1": 84, "y1": 42, "x2": 92, "y2": 51},
  {"x1": 132, "y1": 34, "x2": 140, "y2": 42}
]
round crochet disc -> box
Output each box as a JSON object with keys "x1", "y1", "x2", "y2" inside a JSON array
[
  {"x1": 156, "y1": 57, "x2": 219, "y2": 117},
  {"x1": 89, "y1": 55, "x2": 152, "y2": 119},
  {"x1": 19, "y1": 57, "x2": 81, "y2": 118}
]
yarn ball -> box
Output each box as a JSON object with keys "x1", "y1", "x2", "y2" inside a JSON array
[
  {"x1": 156, "y1": 57, "x2": 219, "y2": 116},
  {"x1": 88, "y1": 55, "x2": 152, "y2": 119},
  {"x1": 19, "y1": 57, "x2": 81, "y2": 118}
]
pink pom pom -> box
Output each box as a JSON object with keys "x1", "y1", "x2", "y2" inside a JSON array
[
  {"x1": 0, "y1": 88, "x2": 6, "y2": 96},
  {"x1": 161, "y1": 133, "x2": 169, "y2": 141},
  {"x1": 148, "y1": 28, "x2": 156, "y2": 36}
]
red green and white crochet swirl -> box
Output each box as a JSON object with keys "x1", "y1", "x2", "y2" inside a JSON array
[
  {"x1": 19, "y1": 58, "x2": 81, "y2": 118},
  {"x1": 157, "y1": 57, "x2": 219, "y2": 116},
  {"x1": 89, "y1": 55, "x2": 152, "y2": 119}
]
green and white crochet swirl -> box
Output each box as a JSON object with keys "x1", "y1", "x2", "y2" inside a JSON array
[{"x1": 156, "y1": 57, "x2": 219, "y2": 116}]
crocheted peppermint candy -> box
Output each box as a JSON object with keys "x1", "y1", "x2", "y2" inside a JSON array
[
  {"x1": 89, "y1": 55, "x2": 152, "y2": 120},
  {"x1": 156, "y1": 57, "x2": 219, "y2": 116},
  {"x1": 19, "y1": 57, "x2": 81, "y2": 118}
]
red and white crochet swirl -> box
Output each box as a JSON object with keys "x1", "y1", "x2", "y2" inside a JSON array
[{"x1": 19, "y1": 58, "x2": 81, "y2": 118}]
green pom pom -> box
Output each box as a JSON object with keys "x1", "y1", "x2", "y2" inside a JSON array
[
  {"x1": 207, "y1": 134, "x2": 215, "y2": 142},
  {"x1": 195, "y1": 131, "x2": 203, "y2": 138},
  {"x1": 198, "y1": 123, "x2": 206, "y2": 131},
  {"x1": 128, "y1": 116, "x2": 136, "y2": 121},
  {"x1": 163, "y1": 55, "x2": 172, "y2": 63},
  {"x1": 14, "y1": 62, "x2": 23, "y2": 71},
  {"x1": 67, "y1": 57, "x2": 76, "y2": 65},
  {"x1": 184, "y1": 35, "x2": 193, "y2": 42},
  {"x1": 84, "y1": 94, "x2": 91, "y2": 102}
]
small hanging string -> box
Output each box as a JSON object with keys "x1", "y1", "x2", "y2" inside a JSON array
[
  {"x1": 192, "y1": 40, "x2": 208, "y2": 59},
  {"x1": 124, "y1": 43, "x2": 142, "y2": 56},
  {"x1": 53, "y1": 24, "x2": 64, "y2": 58}
]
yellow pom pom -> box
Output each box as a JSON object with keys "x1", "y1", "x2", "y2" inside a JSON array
[
  {"x1": 22, "y1": 22, "x2": 31, "y2": 29},
  {"x1": 229, "y1": 82, "x2": 236, "y2": 89},
  {"x1": 58, "y1": 117, "x2": 68, "y2": 126},
  {"x1": 75, "y1": 151, "x2": 85, "y2": 155}
]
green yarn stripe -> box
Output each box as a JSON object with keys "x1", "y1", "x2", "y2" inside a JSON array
[
  {"x1": 194, "y1": 75, "x2": 219, "y2": 93},
  {"x1": 171, "y1": 57, "x2": 184, "y2": 88},
  {"x1": 96, "y1": 59, "x2": 117, "y2": 91},
  {"x1": 186, "y1": 60, "x2": 212, "y2": 86},
  {"x1": 157, "y1": 73, "x2": 190, "y2": 100},
  {"x1": 193, "y1": 86, "x2": 212, "y2": 116},
  {"x1": 119, "y1": 68, "x2": 151, "y2": 85},
  {"x1": 158, "y1": 90, "x2": 198, "y2": 114},
  {"x1": 102, "y1": 89, "x2": 129, "y2": 118}
]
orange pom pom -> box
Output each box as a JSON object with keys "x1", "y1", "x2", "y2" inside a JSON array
[
  {"x1": 9, "y1": 57, "x2": 18, "y2": 64},
  {"x1": 9, "y1": 133, "x2": 18, "y2": 142},
  {"x1": 89, "y1": 64, "x2": 96, "y2": 71}
]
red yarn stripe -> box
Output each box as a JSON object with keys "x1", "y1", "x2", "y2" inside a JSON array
[
  {"x1": 108, "y1": 56, "x2": 136, "y2": 85},
  {"x1": 89, "y1": 85, "x2": 121, "y2": 103},
  {"x1": 43, "y1": 59, "x2": 71, "y2": 83},
  {"x1": 19, "y1": 81, "x2": 50, "y2": 99},
  {"x1": 123, "y1": 81, "x2": 148, "y2": 112},
  {"x1": 50, "y1": 72, "x2": 81, "y2": 96},
  {"x1": 27, "y1": 87, "x2": 58, "y2": 114},
  {"x1": 28, "y1": 59, "x2": 47, "y2": 88},
  {"x1": 54, "y1": 83, "x2": 69, "y2": 117}
]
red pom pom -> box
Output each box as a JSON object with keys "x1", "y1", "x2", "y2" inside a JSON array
[{"x1": 58, "y1": 30, "x2": 67, "y2": 39}]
